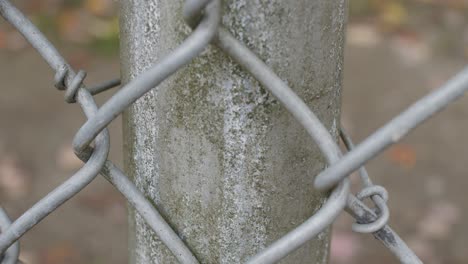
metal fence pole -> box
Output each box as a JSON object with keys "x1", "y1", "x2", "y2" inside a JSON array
[{"x1": 119, "y1": 0, "x2": 347, "y2": 263}]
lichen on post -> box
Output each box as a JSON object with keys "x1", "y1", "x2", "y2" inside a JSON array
[{"x1": 119, "y1": 0, "x2": 347, "y2": 263}]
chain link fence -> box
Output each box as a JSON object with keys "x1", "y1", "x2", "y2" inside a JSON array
[{"x1": 0, "y1": 0, "x2": 467, "y2": 263}]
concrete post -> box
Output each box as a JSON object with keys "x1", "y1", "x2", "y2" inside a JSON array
[{"x1": 119, "y1": 1, "x2": 347, "y2": 263}]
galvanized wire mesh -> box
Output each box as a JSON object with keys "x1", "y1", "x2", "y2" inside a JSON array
[{"x1": 0, "y1": 0, "x2": 467, "y2": 263}]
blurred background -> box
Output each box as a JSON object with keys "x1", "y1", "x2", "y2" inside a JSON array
[{"x1": 0, "y1": 0, "x2": 467, "y2": 263}]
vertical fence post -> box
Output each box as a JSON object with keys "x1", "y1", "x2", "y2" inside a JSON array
[{"x1": 120, "y1": 0, "x2": 347, "y2": 263}]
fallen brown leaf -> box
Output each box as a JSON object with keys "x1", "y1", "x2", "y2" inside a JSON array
[{"x1": 386, "y1": 143, "x2": 416, "y2": 169}]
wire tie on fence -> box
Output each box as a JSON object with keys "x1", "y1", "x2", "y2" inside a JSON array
[
  {"x1": 64, "y1": 70, "x2": 87, "y2": 103},
  {"x1": 357, "y1": 185, "x2": 389, "y2": 202},
  {"x1": 352, "y1": 185, "x2": 390, "y2": 233},
  {"x1": 87, "y1": 78, "x2": 121, "y2": 95},
  {"x1": 54, "y1": 65, "x2": 68, "y2": 90}
]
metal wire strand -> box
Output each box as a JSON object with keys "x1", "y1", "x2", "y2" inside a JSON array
[
  {"x1": 0, "y1": 208, "x2": 19, "y2": 264},
  {"x1": 72, "y1": 0, "x2": 221, "y2": 153},
  {"x1": 0, "y1": 80, "x2": 110, "y2": 256},
  {"x1": 340, "y1": 128, "x2": 390, "y2": 233},
  {"x1": 0, "y1": 0, "x2": 433, "y2": 263},
  {"x1": 345, "y1": 196, "x2": 422, "y2": 264},
  {"x1": 75, "y1": 149, "x2": 200, "y2": 264},
  {"x1": 87, "y1": 78, "x2": 121, "y2": 95},
  {"x1": 0, "y1": 0, "x2": 200, "y2": 262},
  {"x1": 214, "y1": 28, "x2": 421, "y2": 264},
  {"x1": 0, "y1": 86, "x2": 110, "y2": 255},
  {"x1": 64, "y1": 70, "x2": 87, "y2": 103},
  {"x1": 352, "y1": 192, "x2": 390, "y2": 234},
  {"x1": 0, "y1": 0, "x2": 109, "y2": 254},
  {"x1": 214, "y1": 28, "x2": 349, "y2": 263},
  {"x1": 183, "y1": 0, "x2": 212, "y2": 27},
  {"x1": 315, "y1": 67, "x2": 468, "y2": 191},
  {"x1": 339, "y1": 127, "x2": 372, "y2": 186}
]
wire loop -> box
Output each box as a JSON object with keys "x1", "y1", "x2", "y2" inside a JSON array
[
  {"x1": 64, "y1": 70, "x2": 87, "y2": 103},
  {"x1": 357, "y1": 185, "x2": 389, "y2": 202},
  {"x1": 352, "y1": 185, "x2": 390, "y2": 233}
]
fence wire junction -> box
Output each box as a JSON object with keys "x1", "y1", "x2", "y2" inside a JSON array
[{"x1": 1, "y1": 0, "x2": 468, "y2": 263}]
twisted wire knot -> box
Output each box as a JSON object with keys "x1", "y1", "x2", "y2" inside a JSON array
[
  {"x1": 352, "y1": 185, "x2": 390, "y2": 233},
  {"x1": 54, "y1": 66, "x2": 87, "y2": 103},
  {"x1": 356, "y1": 185, "x2": 388, "y2": 202}
]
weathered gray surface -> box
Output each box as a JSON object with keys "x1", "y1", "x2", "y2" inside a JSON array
[{"x1": 119, "y1": 0, "x2": 346, "y2": 263}]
